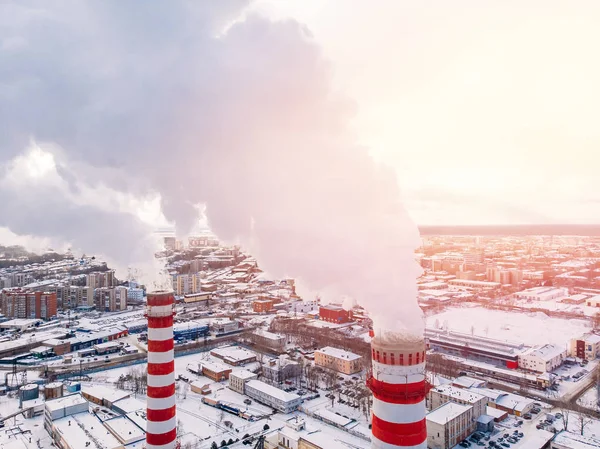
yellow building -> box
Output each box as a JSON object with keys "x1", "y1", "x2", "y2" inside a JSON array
[{"x1": 314, "y1": 347, "x2": 362, "y2": 375}]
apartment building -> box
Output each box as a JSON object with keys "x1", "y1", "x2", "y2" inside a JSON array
[
  {"x1": 0, "y1": 290, "x2": 57, "y2": 320},
  {"x1": 314, "y1": 347, "x2": 362, "y2": 375},
  {"x1": 94, "y1": 287, "x2": 128, "y2": 312}
]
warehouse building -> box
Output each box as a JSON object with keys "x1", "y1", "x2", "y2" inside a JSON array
[
  {"x1": 210, "y1": 345, "x2": 257, "y2": 366},
  {"x1": 173, "y1": 320, "x2": 209, "y2": 342},
  {"x1": 518, "y1": 344, "x2": 566, "y2": 373},
  {"x1": 200, "y1": 361, "x2": 232, "y2": 382}
]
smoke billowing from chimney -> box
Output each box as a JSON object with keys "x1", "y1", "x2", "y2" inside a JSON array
[{"x1": 0, "y1": 1, "x2": 423, "y2": 335}]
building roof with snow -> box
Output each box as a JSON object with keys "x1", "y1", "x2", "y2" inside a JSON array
[
  {"x1": 431, "y1": 384, "x2": 486, "y2": 404},
  {"x1": 230, "y1": 369, "x2": 258, "y2": 380},
  {"x1": 246, "y1": 379, "x2": 300, "y2": 402},
  {"x1": 427, "y1": 402, "x2": 472, "y2": 425},
  {"x1": 521, "y1": 343, "x2": 566, "y2": 361},
  {"x1": 315, "y1": 346, "x2": 361, "y2": 361},
  {"x1": 45, "y1": 393, "x2": 89, "y2": 413}
]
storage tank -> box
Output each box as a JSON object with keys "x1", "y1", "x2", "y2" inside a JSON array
[
  {"x1": 19, "y1": 384, "x2": 39, "y2": 407},
  {"x1": 65, "y1": 381, "x2": 81, "y2": 393},
  {"x1": 44, "y1": 382, "x2": 64, "y2": 400}
]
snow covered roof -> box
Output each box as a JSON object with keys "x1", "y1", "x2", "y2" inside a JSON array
[
  {"x1": 254, "y1": 328, "x2": 285, "y2": 340},
  {"x1": 103, "y1": 415, "x2": 145, "y2": 444},
  {"x1": 111, "y1": 396, "x2": 145, "y2": 413},
  {"x1": 452, "y1": 376, "x2": 486, "y2": 389},
  {"x1": 522, "y1": 344, "x2": 566, "y2": 361},
  {"x1": 246, "y1": 380, "x2": 300, "y2": 403},
  {"x1": 432, "y1": 384, "x2": 485, "y2": 404},
  {"x1": 314, "y1": 409, "x2": 353, "y2": 427},
  {"x1": 427, "y1": 402, "x2": 472, "y2": 425},
  {"x1": 45, "y1": 393, "x2": 88, "y2": 412},
  {"x1": 200, "y1": 360, "x2": 231, "y2": 373},
  {"x1": 81, "y1": 385, "x2": 130, "y2": 404},
  {"x1": 211, "y1": 345, "x2": 256, "y2": 363},
  {"x1": 230, "y1": 369, "x2": 257, "y2": 380},
  {"x1": 316, "y1": 346, "x2": 361, "y2": 361}
]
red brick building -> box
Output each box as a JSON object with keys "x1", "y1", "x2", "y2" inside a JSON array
[
  {"x1": 253, "y1": 299, "x2": 274, "y2": 313},
  {"x1": 319, "y1": 305, "x2": 353, "y2": 323},
  {"x1": 1, "y1": 290, "x2": 57, "y2": 320}
]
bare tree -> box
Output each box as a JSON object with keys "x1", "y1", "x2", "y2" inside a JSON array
[
  {"x1": 556, "y1": 400, "x2": 571, "y2": 431},
  {"x1": 575, "y1": 412, "x2": 594, "y2": 436}
]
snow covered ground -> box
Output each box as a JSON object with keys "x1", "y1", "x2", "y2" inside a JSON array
[
  {"x1": 427, "y1": 304, "x2": 591, "y2": 346},
  {"x1": 578, "y1": 386, "x2": 599, "y2": 411}
]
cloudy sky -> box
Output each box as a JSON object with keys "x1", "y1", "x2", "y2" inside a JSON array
[{"x1": 252, "y1": 1, "x2": 600, "y2": 225}]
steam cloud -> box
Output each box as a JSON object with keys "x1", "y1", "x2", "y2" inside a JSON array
[{"x1": 0, "y1": 1, "x2": 423, "y2": 335}]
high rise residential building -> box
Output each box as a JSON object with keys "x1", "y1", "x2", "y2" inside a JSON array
[
  {"x1": 94, "y1": 286, "x2": 128, "y2": 312},
  {"x1": 172, "y1": 274, "x2": 201, "y2": 296},
  {"x1": 0, "y1": 290, "x2": 57, "y2": 319},
  {"x1": 86, "y1": 270, "x2": 115, "y2": 289},
  {"x1": 49, "y1": 285, "x2": 94, "y2": 309}
]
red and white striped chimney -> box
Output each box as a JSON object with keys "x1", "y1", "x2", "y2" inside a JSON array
[
  {"x1": 367, "y1": 334, "x2": 428, "y2": 449},
  {"x1": 146, "y1": 291, "x2": 177, "y2": 449}
]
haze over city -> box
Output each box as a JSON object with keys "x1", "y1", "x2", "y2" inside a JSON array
[{"x1": 0, "y1": 2, "x2": 599, "y2": 449}]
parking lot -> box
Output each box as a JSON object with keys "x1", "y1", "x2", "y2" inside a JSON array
[{"x1": 451, "y1": 401, "x2": 555, "y2": 449}]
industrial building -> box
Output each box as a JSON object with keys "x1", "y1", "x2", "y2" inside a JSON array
[
  {"x1": 514, "y1": 286, "x2": 568, "y2": 301},
  {"x1": 173, "y1": 320, "x2": 209, "y2": 341},
  {"x1": 314, "y1": 346, "x2": 362, "y2": 374},
  {"x1": 428, "y1": 384, "x2": 487, "y2": 418},
  {"x1": 518, "y1": 344, "x2": 566, "y2": 373},
  {"x1": 210, "y1": 318, "x2": 240, "y2": 335},
  {"x1": 201, "y1": 360, "x2": 232, "y2": 382},
  {"x1": 210, "y1": 345, "x2": 256, "y2": 366},
  {"x1": 426, "y1": 328, "x2": 528, "y2": 368},
  {"x1": 472, "y1": 388, "x2": 535, "y2": 417},
  {"x1": 427, "y1": 402, "x2": 474, "y2": 449},
  {"x1": 44, "y1": 393, "x2": 90, "y2": 433},
  {"x1": 244, "y1": 379, "x2": 302, "y2": 413}
]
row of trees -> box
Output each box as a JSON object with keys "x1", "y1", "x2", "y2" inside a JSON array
[{"x1": 114, "y1": 367, "x2": 147, "y2": 395}]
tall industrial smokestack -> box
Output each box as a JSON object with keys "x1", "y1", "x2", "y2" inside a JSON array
[
  {"x1": 146, "y1": 291, "x2": 177, "y2": 449},
  {"x1": 368, "y1": 332, "x2": 428, "y2": 449}
]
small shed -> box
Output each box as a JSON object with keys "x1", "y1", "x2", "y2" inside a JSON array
[{"x1": 476, "y1": 414, "x2": 495, "y2": 433}]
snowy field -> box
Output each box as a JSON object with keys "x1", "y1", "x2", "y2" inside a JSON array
[
  {"x1": 578, "y1": 386, "x2": 600, "y2": 411},
  {"x1": 427, "y1": 305, "x2": 591, "y2": 345}
]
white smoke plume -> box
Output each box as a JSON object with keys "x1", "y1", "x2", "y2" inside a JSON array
[{"x1": 0, "y1": 1, "x2": 423, "y2": 335}]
